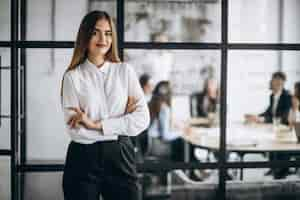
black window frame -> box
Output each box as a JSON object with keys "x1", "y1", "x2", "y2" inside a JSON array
[{"x1": 2, "y1": 0, "x2": 300, "y2": 200}]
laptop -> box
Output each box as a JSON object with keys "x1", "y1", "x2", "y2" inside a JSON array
[{"x1": 295, "y1": 122, "x2": 300, "y2": 143}]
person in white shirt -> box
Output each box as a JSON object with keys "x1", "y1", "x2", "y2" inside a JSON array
[{"x1": 60, "y1": 11, "x2": 150, "y2": 200}]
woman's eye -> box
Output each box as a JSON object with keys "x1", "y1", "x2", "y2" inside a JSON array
[{"x1": 105, "y1": 32, "x2": 112, "y2": 36}]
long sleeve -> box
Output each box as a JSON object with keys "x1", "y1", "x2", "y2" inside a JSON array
[
  {"x1": 158, "y1": 104, "x2": 180, "y2": 141},
  {"x1": 259, "y1": 90, "x2": 292, "y2": 125},
  {"x1": 62, "y1": 71, "x2": 104, "y2": 143},
  {"x1": 62, "y1": 72, "x2": 81, "y2": 124},
  {"x1": 101, "y1": 63, "x2": 150, "y2": 137}
]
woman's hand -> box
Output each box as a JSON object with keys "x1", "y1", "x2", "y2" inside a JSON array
[
  {"x1": 67, "y1": 107, "x2": 99, "y2": 130},
  {"x1": 125, "y1": 96, "x2": 138, "y2": 114},
  {"x1": 244, "y1": 114, "x2": 260, "y2": 124}
]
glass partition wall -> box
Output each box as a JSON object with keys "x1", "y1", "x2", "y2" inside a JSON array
[{"x1": 2, "y1": 0, "x2": 300, "y2": 200}]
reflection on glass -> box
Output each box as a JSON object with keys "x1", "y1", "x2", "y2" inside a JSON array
[
  {"x1": 229, "y1": 0, "x2": 300, "y2": 43},
  {"x1": 125, "y1": 1, "x2": 221, "y2": 42},
  {"x1": 24, "y1": 172, "x2": 63, "y2": 200},
  {"x1": 0, "y1": 157, "x2": 10, "y2": 200},
  {"x1": 26, "y1": 49, "x2": 73, "y2": 162}
]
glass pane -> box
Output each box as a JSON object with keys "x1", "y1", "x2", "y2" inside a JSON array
[
  {"x1": 229, "y1": 0, "x2": 300, "y2": 43},
  {"x1": 0, "y1": 157, "x2": 10, "y2": 200},
  {"x1": 0, "y1": 48, "x2": 11, "y2": 150},
  {"x1": 125, "y1": 0, "x2": 221, "y2": 42},
  {"x1": 0, "y1": 48, "x2": 10, "y2": 67},
  {"x1": 26, "y1": 49, "x2": 73, "y2": 162},
  {"x1": 227, "y1": 50, "x2": 300, "y2": 181},
  {"x1": 24, "y1": 172, "x2": 63, "y2": 200},
  {"x1": 143, "y1": 169, "x2": 219, "y2": 199},
  {"x1": 125, "y1": 49, "x2": 220, "y2": 173},
  {"x1": 89, "y1": 0, "x2": 117, "y2": 20},
  {"x1": 226, "y1": 168, "x2": 300, "y2": 197},
  {"x1": 26, "y1": 0, "x2": 116, "y2": 41},
  {"x1": 0, "y1": 0, "x2": 10, "y2": 41},
  {"x1": 0, "y1": 61, "x2": 11, "y2": 116},
  {"x1": 0, "y1": 119, "x2": 10, "y2": 150}
]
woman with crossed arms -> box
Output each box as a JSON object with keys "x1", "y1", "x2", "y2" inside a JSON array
[{"x1": 60, "y1": 11, "x2": 150, "y2": 200}]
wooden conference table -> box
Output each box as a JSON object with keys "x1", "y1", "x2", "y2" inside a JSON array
[{"x1": 182, "y1": 118, "x2": 300, "y2": 180}]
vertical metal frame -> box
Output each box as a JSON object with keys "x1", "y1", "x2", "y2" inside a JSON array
[
  {"x1": 117, "y1": 0, "x2": 124, "y2": 60},
  {"x1": 11, "y1": 0, "x2": 19, "y2": 199},
  {"x1": 0, "y1": 55, "x2": 2, "y2": 127},
  {"x1": 20, "y1": 0, "x2": 27, "y2": 199},
  {"x1": 218, "y1": 0, "x2": 228, "y2": 199}
]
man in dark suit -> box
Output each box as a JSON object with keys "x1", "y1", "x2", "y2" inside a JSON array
[
  {"x1": 245, "y1": 71, "x2": 292, "y2": 179},
  {"x1": 246, "y1": 72, "x2": 292, "y2": 125},
  {"x1": 259, "y1": 72, "x2": 292, "y2": 125}
]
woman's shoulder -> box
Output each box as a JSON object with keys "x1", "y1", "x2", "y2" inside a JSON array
[
  {"x1": 112, "y1": 61, "x2": 136, "y2": 76},
  {"x1": 63, "y1": 66, "x2": 82, "y2": 86},
  {"x1": 64, "y1": 65, "x2": 81, "y2": 75},
  {"x1": 160, "y1": 103, "x2": 171, "y2": 113}
]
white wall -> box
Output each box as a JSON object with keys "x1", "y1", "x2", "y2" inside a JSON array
[
  {"x1": 0, "y1": 0, "x2": 10, "y2": 41},
  {"x1": 0, "y1": 0, "x2": 11, "y2": 150},
  {"x1": 26, "y1": 0, "x2": 87, "y2": 161},
  {"x1": 282, "y1": 0, "x2": 300, "y2": 90},
  {"x1": 228, "y1": 0, "x2": 280, "y2": 121}
]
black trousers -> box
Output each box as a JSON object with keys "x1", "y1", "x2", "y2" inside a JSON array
[{"x1": 63, "y1": 136, "x2": 141, "y2": 200}]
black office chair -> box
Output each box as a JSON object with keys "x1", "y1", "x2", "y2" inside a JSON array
[
  {"x1": 189, "y1": 92, "x2": 213, "y2": 163},
  {"x1": 134, "y1": 130, "x2": 172, "y2": 200}
]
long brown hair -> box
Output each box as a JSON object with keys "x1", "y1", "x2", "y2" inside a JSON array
[
  {"x1": 148, "y1": 81, "x2": 172, "y2": 124},
  {"x1": 60, "y1": 10, "x2": 120, "y2": 98}
]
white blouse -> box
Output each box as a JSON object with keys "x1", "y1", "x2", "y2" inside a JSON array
[{"x1": 61, "y1": 59, "x2": 150, "y2": 144}]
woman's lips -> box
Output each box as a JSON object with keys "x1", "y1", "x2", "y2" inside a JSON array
[{"x1": 96, "y1": 44, "x2": 106, "y2": 48}]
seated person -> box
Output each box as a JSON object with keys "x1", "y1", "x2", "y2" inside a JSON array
[
  {"x1": 139, "y1": 73, "x2": 153, "y2": 103},
  {"x1": 133, "y1": 74, "x2": 154, "y2": 161},
  {"x1": 246, "y1": 72, "x2": 292, "y2": 179},
  {"x1": 147, "y1": 81, "x2": 187, "y2": 161},
  {"x1": 288, "y1": 82, "x2": 300, "y2": 128},
  {"x1": 147, "y1": 81, "x2": 209, "y2": 181},
  {"x1": 245, "y1": 71, "x2": 292, "y2": 125},
  {"x1": 193, "y1": 78, "x2": 219, "y2": 118}
]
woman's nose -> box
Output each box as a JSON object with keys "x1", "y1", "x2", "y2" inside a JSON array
[{"x1": 98, "y1": 32, "x2": 106, "y2": 43}]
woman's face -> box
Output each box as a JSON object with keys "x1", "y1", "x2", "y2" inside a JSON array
[{"x1": 88, "y1": 19, "x2": 112, "y2": 58}]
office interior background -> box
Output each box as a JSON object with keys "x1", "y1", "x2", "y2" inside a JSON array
[{"x1": 1, "y1": 0, "x2": 300, "y2": 199}]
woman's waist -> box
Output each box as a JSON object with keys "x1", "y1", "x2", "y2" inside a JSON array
[{"x1": 68, "y1": 130, "x2": 131, "y2": 144}]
